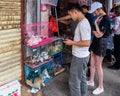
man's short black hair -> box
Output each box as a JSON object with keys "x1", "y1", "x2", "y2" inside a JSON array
[
  {"x1": 67, "y1": 3, "x2": 81, "y2": 12},
  {"x1": 114, "y1": 5, "x2": 120, "y2": 16},
  {"x1": 81, "y1": 5, "x2": 90, "y2": 10}
]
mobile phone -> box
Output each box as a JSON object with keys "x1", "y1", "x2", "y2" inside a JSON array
[{"x1": 61, "y1": 38, "x2": 67, "y2": 41}]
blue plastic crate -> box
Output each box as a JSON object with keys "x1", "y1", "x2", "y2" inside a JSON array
[
  {"x1": 24, "y1": 60, "x2": 54, "y2": 83},
  {"x1": 53, "y1": 52, "x2": 65, "y2": 66},
  {"x1": 24, "y1": 65, "x2": 41, "y2": 83},
  {"x1": 40, "y1": 60, "x2": 54, "y2": 77},
  {"x1": 53, "y1": 52, "x2": 66, "y2": 74}
]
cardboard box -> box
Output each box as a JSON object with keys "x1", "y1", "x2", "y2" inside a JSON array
[{"x1": 0, "y1": 80, "x2": 21, "y2": 96}]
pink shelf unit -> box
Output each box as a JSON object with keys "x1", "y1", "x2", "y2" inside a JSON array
[{"x1": 22, "y1": 22, "x2": 54, "y2": 48}]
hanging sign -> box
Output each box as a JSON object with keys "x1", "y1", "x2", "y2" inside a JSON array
[
  {"x1": 114, "y1": 0, "x2": 120, "y2": 3},
  {"x1": 114, "y1": 0, "x2": 120, "y2": 5},
  {"x1": 40, "y1": 4, "x2": 47, "y2": 11},
  {"x1": 41, "y1": 0, "x2": 58, "y2": 6}
]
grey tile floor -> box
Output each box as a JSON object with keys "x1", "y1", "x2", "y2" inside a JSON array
[{"x1": 42, "y1": 63, "x2": 120, "y2": 96}]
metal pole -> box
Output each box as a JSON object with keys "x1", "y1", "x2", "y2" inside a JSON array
[
  {"x1": 21, "y1": 0, "x2": 25, "y2": 84},
  {"x1": 55, "y1": 7, "x2": 60, "y2": 37},
  {"x1": 37, "y1": 0, "x2": 41, "y2": 22},
  {"x1": 108, "y1": 0, "x2": 113, "y2": 12}
]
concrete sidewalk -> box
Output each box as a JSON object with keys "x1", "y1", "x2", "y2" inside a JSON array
[
  {"x1": 21, "y1": 62, "x2": 120, "y2": 96},
  {"x1": 87, "y1": 63, "x2": 120, "y2": 96},
  {"x1": 42, "y1": 63, "x2": 120, "y2": 96}
]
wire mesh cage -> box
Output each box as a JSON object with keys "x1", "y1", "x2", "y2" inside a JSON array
[
  {"x1": 22, "y1": 22, "x2": 54, "y2": 47},
  {"x1": 51, "y1": 38, "x2": 63, "y2": 55},
  {"x1": 24, "y1": 44, "x2": 53, "y2": 66}
]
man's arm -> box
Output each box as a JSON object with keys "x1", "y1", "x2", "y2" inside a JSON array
[
  {"x1": 58, "y1": 15, "x2": 71, "y2": 21},
  {"x1": 64, "y1": 39, "x2": 90, "y2": 47}
]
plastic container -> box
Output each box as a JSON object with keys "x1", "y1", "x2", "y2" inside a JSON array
[{"x1": 24, "y1": 43, "x2": 53, "y2": 65}]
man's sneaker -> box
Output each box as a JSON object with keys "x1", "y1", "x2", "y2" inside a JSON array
[
  {"x1": 92, "y1": 87, "x2": 104, "y2": 95},
  {"x1": 87, "y1": 81, "x2": 94, "y2": 87},
  {"x1": 29, "y1": 87, "x2": 39, "y2": 93}
]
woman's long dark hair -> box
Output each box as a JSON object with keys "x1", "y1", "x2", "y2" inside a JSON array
[{"x1": 102, "y1": 4, "x2": 108, "y2": 14}]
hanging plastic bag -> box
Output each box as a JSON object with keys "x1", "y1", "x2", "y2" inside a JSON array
[{"x1": 49, "y1": 15, "x2": 58, "y2": 33}]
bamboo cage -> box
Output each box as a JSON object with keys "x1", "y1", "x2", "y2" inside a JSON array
[{"x1": 0, "y1": 0, "x2": 22, "y2": 85}]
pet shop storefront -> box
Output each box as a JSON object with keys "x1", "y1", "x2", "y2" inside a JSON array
[
  {"x1": 22, "y1": 0, "x2": 66, "y2": 90},
  {"x1": 0, "y1": 0, "x2": 65, "y2": 95}
]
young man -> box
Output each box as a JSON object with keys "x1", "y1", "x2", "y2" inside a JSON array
[{"x1": 64, "y1": 4, "x2": 91, "y2": 96}]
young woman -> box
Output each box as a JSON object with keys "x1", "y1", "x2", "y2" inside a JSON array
[{"x1": 87, "y1": 2, "x2": 111, "y2": 95}]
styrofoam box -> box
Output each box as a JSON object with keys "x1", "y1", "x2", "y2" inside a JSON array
[{"x1": 0, "y1": 80, "x2": 21, "y2": 96}]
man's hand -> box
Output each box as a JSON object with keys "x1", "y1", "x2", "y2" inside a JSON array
[{"x1": 63, "y1": 39, "x2": 73, "y2": 46}]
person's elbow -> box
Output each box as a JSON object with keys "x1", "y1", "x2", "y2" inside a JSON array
[
  {"x1": 81, "y1": 40, "x2": 91, "y2": 47},
  {"x1": 86, "y1": 40, "x2": 91, "y2": 47}
]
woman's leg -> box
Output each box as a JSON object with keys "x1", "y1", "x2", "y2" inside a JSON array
[
  {"x1": 88, "y1": 52, "x2": 96, "y2": 83},
  {"x1": 95, "y1": 54, "x2": 104, "y2": 88},
  {"x1": 106, "y1": 49, "x2": 112, "y2": 62}
]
